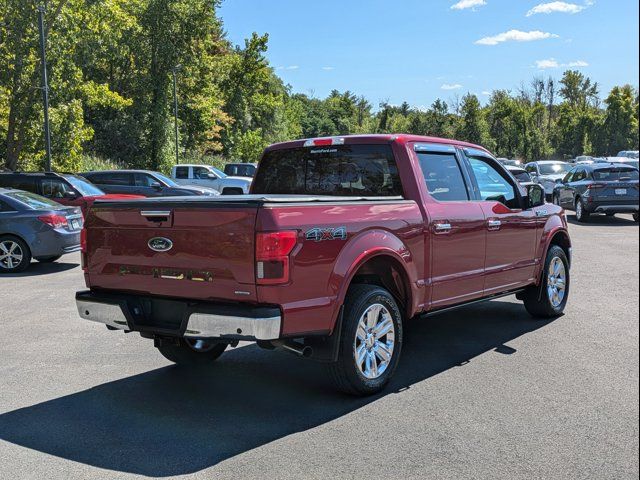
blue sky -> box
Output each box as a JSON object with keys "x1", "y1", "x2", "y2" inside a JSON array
[{"x1": 219, "y1": 0, "x2": 639, "y2": 107}]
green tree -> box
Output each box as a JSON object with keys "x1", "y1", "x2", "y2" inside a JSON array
[{"x1": 602, "y1": 85, "x2": 639, "y2": 154}]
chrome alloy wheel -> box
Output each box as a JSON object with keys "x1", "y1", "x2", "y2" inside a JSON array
[
  {"x1": 547, "y1": 256, "x2": 567, "y2": 308},
  {"x1": 354, "y1": 303, "x2": 395, "y2": 379},
  {"x1": 0, "y1": 240, "x2": 24, "y2": 270},
  {"x1": 576, "y1": 200, "x2": 583, "y2": 218}
]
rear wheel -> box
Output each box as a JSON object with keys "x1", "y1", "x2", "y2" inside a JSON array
[
  {"x1": 553, "y1": 194, "x2": 561, "y2": 206},
  {"x1": 36, "y1": 255, "x2": 62, "y2": 263},
  {"x1": 0, "y1": 236, "x2": 31, "y2": 273},
  {"x1": 575, "y1": 198, "x2": 590, "y2": 222},
  {"x1": 522, "y1": 245, "x2": 570, "y2": 318},
  {"x1": 327, "y1": 285, "x2": 403, "y2": 396},
  {"x1": 156, "y1": 338, "x2": 227, "y2": 366}
]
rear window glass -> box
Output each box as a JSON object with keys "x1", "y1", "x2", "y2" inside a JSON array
[
  {"x1": 5, "y1": 191, "x2": 61, "y2": 210},
  {"x1": 593, "y1": 168, "x2": 639, "y2": 181},
  {"x1": 253, "y1": 145, "x2": 403, "y2": 196}
]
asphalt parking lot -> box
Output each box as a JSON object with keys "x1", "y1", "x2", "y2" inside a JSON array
[{"x1": 0, "y1": 214, "x2": 638, "y2": 480}]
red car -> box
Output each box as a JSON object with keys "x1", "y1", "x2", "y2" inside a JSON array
[
  {"x1": 0, "y1": 172, "x2": 143, "y2": 217},
  {"x1": 76, "y1": 135, "x2": 572, "y2": 395}
]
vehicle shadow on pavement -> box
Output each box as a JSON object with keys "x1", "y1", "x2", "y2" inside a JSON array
[
  {"x1": 0, "y1": 300, "x2": 554, "y2": 477},
  {"x1": 1, "y1": 261, "x2": 79, "y2": 277},
  {"x1": 566, "y1": 214, "x2": 638, "y2": 227}
]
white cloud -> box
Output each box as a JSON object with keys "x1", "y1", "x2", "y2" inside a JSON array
[
  {"x1": 526, "y1": 1, "x2": 588, "y2": 16},
  {"x1": 451, "y1": 0, "x2": 487, "y2": 10},
  {"x1": 535, "y1": 58, "x2": 589, "y2": 69},
  {"x1": 441, "y1": 83, "x2": 463, "y2": 90},
  {"x1": 482, "y1": 91, "x2": 492, "y2": 96},
  {"x1": 476, "y1": 29, "x2": 559, "y2": 45},
  {"x1": 567, "y1": 60, "x2": 589, "y2": 67},
  {"x1": 536, "y1": 58, "x2": 560, "y2": 69},
  {"x1": 321, "y1": 66, "x2": 335, "y2": 71}
]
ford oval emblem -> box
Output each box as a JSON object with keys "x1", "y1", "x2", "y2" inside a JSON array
[{"x1": 148, "y1": 237, "x2": 173, "y2": 252}]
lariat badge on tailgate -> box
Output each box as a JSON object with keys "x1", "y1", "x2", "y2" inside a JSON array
[{"x1": 148, "y1": 237, "x2": 173, "y2": 252}]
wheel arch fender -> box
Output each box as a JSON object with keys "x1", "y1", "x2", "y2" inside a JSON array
[
  {"x1": 535, "y1": 217, "x2": 572, "y2": 284},
  {"x1": 330, "y1": 229, "x2": 419, "y2": 324}
]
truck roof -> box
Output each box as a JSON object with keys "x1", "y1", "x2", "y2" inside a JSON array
[{"x1": 265, "y1": 134, "x2": 491, "y2": 154}]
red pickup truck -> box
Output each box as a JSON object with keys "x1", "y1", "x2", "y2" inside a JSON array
[{"x1": 76, "y1": 135, "x2": 571, "y2": 395}]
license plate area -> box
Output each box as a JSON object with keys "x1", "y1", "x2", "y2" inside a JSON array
[
  {"x1": 615, "y1": 188, "x2": 627, "y2": 195},
  {"x1": 126, "y1": 297, "x2": 188, "y2": 331}
]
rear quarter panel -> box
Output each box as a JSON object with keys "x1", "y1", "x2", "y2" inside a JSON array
[{"x1": 256, "y1": 201, "x2": 425, "y2": 336}]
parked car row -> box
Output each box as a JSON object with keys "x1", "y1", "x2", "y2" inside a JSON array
[
  {"x1": 552, "y1": 163, "x2": 639, "y2": 222},
  {"x1": 0, "y1": 188, "x2": 83, "y2": 272}
]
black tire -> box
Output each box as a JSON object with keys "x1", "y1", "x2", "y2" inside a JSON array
[
  {"x1": 327, "y1": 285, "x2": 403, "y2": 396},
  {"x1": 156, "y1": 338, "x2": 227, "y2": 366},
  {"x1": 36, "y1": 255, "x2": 62, "y2": 263},
  {"x1": 0, "y1": 235, "x2": 31, "y2": 273},
  {"x1": 553, "y1": 194, "x2": 561, "y2": 206},
  {"x1": 575, "y1": 198, "x2": 590, "y2": 222},
  {"x1": 522, "y1": 245, "x2": 570, "y2": 318},
  {"x1": 221, "y1": 187, "x2": 244, "y2": 195}
]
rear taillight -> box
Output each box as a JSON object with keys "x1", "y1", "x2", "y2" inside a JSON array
[
  {"x1": 586, "y1": 184, "x2": 604, "y2": 190},
  {"x1": 256, "y1": 231, "x2": 297, "y2": 285},
  {"x1": 38, "y1": 214, "x2": 68, "y2": 229},
  {"x1": 303, "y1": 137, "x2": 345, "y2": 147}
]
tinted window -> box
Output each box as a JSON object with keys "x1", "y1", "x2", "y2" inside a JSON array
[
  {"x1": 0, "y1": 199, "x2": 16, "y2": 211},
  {"x1": 525, "y1": 164, "x2": 537, "y2": 174},
  {"x1": 175, "y1": 167, "x2": 189, "y2": 179},
  {"x1": 563, "y1": 169, "x2": 575, "y2": 183},
  {"x1": 88, "y1": 172, "x2": 131, "y2": 186},
  {"x1": 469, "y1": 158, "x2": 519, "y2": 209},
  {"x1": 5, "y1": 191, "x2": 61, "y2": 210},
  {"x1": 254, "y1": 145, "x2": 403, "y2": 197},
  {"x1": 0, "y1": 175, "x2": 37, "y2": 193},
  {"x1": 593, "y1": 168, "x2": 639, "y2": 181},
  {"x1": 416, "y1": 152, "x2": 468, "y2": 202}
]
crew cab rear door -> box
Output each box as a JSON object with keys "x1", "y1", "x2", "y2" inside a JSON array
[
  {"x1": 462, "y1": 149, "x2": 538, "y2": 295},
  {"x1": 414, "y1": 144, "x2": 486, "y2": 309}
]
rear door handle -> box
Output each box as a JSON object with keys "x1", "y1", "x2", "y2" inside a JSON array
[
  {"x1": 433, "y1": 222, "x2": 453, "y2": 234},
  {"x1": 487, "y1": 219, "x2": 502, "y2": 231}
]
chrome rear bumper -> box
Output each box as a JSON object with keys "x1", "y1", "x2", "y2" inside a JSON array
[{"x1": 76, "y1": 291, "x2": 282, "y2": 341}]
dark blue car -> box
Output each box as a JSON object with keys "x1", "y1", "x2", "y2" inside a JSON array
[
  {"x1": 552, "y1": 163, "x2": 639, "y2": 222},
  {"x1": 0, "y1": 188, "x2": 82, "y2": 273}
]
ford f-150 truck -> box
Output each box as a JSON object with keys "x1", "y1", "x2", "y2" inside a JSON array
[{"x1": 76, "y1": 135, "x2": 572, "y2": 395}]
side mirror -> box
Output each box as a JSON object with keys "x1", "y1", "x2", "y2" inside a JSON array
[
  {"x1": 150, "y1": 181, "x2": 162, "y2": 190},
  {"x1": 525, "y1": 184, "x2": 545, "y2": 209},
  {"x1": 206, "y1": 173, "x2": 217, "y2": 179},
  {"x1": 64, "y1": 191, "x2": 78, "y2": 199}
]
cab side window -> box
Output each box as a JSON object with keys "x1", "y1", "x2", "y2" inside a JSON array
[
  {"x1": 193, "y1": 167, "x2": 213, "y2": 180},
  {"x1": 175, "y1": 167, "x2": 189, "y2": 179},
  {"x1": 573, "y1": 168, "x2": 588, "y2": 182},
  {"x1": 416, "y1": 152, "x2": 469, "y2": 202},
  {"x1": 41, "y1": 178, "x2": 72, "y2": 199},
  {"x1": 469, "y1": 158, "x2": 519, "y2": 209},
  {"x1": 135, "y1": 173, "x2": 158, "y2": 187},
  {"x1": 563, "y1": 169, "x2": 575, "y2": 183}
]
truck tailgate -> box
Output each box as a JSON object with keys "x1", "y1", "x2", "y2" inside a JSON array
[{"x1": 84, "y1": 199, "x2": 259, "y2": 302}]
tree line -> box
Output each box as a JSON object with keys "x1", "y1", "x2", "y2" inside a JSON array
[{"x1": 1, "y1": 1, "x2": 638, "y2": 174}]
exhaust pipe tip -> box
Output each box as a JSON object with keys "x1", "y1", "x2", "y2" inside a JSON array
[{"x1": 272, "y1": 340, "x2": 313, "y2": 358}]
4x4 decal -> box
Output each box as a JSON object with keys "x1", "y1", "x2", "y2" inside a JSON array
[{"x1": 305, "y1": 226, "x2": 348, "y2": 242}]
